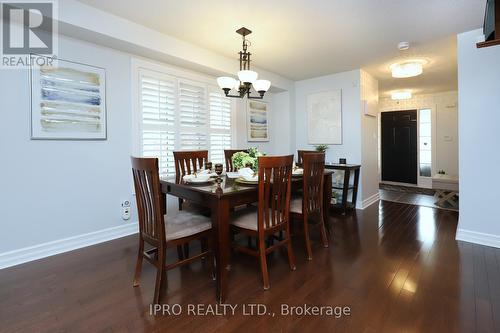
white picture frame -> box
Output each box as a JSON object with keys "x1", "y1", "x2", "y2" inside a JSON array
[
  {"x1": 30, "y1": 54, "x2": 107, "y2": 140},
  {"x1": 247, "y1": 100, "x2": 269, "y2": 142},
  {"x1": 307, "y1": 89, "x2": 342, "y2": 144}
]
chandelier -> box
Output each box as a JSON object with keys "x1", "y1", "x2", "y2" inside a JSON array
[{"x1": 217, "y1": 27, "x2": 271, "y2": 99}]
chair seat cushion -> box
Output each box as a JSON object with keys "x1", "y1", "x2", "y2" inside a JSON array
[
  {"x1": 290, "y1": 197, "x2": 302, "y2": 214},
  {"x1": 165, "y1": 211, "x2": 211, "y2": 241},
  {"x1": 230, "y1": 206, "x2": 259, "y2": 231}
]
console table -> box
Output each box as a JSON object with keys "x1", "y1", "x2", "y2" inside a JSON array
[{"x1": 325, "y1": 163, "x2": 361, "y2": 214}]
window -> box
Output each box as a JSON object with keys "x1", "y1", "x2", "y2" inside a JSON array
[
  {"x1": 419, "y1": 109, "x2": 432, "y2": 177},
  {"x1": 137, "y1": 67, "x2": 233, "y2": 177}
]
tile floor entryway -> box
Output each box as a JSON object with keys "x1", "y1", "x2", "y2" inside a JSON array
[{"x1": 379, "y1": 184, "x2": 458, "y2": 211}]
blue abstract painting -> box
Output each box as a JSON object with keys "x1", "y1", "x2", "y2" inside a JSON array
[
  {"x1": 30, "y1": 55, "x2": 107, "y2": 139},
  {"x1": 247, "y1": 100, "x2": 269, "y2": 142}
]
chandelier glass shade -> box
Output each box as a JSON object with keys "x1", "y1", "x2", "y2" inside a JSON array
[{"x1": 217, "y1": 27, "x2": 271, "y2": 99}]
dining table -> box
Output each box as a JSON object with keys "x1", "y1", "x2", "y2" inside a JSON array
[{"x1": 160, "y1": 169, "x2": 333, "y2": 303}]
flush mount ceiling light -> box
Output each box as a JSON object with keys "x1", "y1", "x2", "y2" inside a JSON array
[
  {"x1": 390, "y1": 61, "x2": 424, "y2": 78},
  {"x1": 390, "y1": 42, "x2": 426, "y2": 78},
  {"x1": 217, "y1": 27, "x2": 271, "y2": 99},
  {"x1": 391, "y1": 90, "x2": 412, "y2": 100}
]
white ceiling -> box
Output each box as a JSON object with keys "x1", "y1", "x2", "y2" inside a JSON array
[{"x1": 76, "y1": 0, "x2": 485, "y2": 95}]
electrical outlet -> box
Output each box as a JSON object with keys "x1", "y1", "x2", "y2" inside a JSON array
[
  {"x1": 121, "y1": 200, "x2": 131, "y2": 220},
  {"x1": 122, "y1": 207, "x2": 131, "y2": 220}
]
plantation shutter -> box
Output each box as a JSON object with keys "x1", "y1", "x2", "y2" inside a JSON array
[
  {"x1": 179, "y1": 81, "x2": 208, "y2": 150},
  {"x1": 208, "y1": 89, "x2": 232, "y2": 163},
  {"x1": 137, "y1": 66, "x2": 234, "y2": 172},
  {"x1": 139, "y1": 71, "x2": 176, "y2": 177}
]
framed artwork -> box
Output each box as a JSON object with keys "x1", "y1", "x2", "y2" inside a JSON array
[
  {"x1": 247, "y1": 100, "x2": 269, "y2": 142},
  {"x1": 30, "y1": 54, "x2": 107, "y2": 140},
  {"x1": 307, "y1": 89, "x2": 342, "y2": 144}
]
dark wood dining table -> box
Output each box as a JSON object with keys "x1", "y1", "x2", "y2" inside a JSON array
[{"x1": 160, "y1": 170, "x2": 333, "y2": 303}]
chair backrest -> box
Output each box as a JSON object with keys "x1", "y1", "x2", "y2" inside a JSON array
[
  {"x1": 302, "y1": 152, "x2": 325, "y2": 215},
  {"x1": 297, "y1": 150, "x2": 316, "y2": 166},
  {"x1": 224, "y1": 149, "x2": 247, "y2": 172},
  {"x1": 173, "y1": 150, "x2": 208, "y2": 183},
  {"x1": 131, "y1": 157, "x2": 165, "y2": 247},
  {"x1": 257, "y1": 155, "x2": 294, "y2": 231}
]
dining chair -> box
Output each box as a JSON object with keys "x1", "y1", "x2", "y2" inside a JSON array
[
  {"x1": 173, "y1": 150, "x2": 210, "y2": 259},
  {"x1": 173, "y1": 150, "x2": 208, "y2": 184},
  {"x1": 290, "y1": 152, "x2": 329, "y2": 260},
  {"x1": 224, "y1": 149, "x2": 248, "y2": 172},
  {"x1": 297, "y1": 150, "x2": 317, "y2": 166},
  {"x1": 230, "y1": 155, "x2": 296, "y2": 290},
  {"x1": 131, "y1": 157, "x2": 214, "y2": 304},
  {"x1": 173, "y1": 150, "x2": 208, "y2": 209}
]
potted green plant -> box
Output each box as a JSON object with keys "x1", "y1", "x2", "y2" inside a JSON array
[
  {"x1": 315, "y1": 144, "x2": 329, "y2": 153},
  {"x1": 231, "y1": 147, "x2": 265, "y2": 171}
]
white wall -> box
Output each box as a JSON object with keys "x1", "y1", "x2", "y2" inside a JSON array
[
  {"x1": 0, "y1": 36, "x2": 134, "y2": 253},
  {"x1": 294, "y1": 70, "x2": 376, "y2": 206},
  {"x1": 379, "y1": 91, "x2": 459, "y2": 178},
  {"x1": 233, "y1": 91, "x2": 292, "y2": 156},
  {"x1": 456, "y1": 29, "x2": 500, "y2": 247},
  {"x1": 294, "y1": 70, "x2": 362, "y2": 164},
  {"x1": 360, "y1": 70, "x2": 380, "y2": 206}
]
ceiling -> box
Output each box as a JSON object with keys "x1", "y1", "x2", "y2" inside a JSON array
[{"x1": 76, "y1": 0, "x2": 485, "y2": 95}]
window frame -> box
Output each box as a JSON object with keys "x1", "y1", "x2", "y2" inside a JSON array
[{"x1": 132, "y1": 58, "x2": 237, "y2": 172}]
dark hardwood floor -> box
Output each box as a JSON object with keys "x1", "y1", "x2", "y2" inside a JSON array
[{"x1": 0, "y1": 200, "x2": 496, "y2": 332}]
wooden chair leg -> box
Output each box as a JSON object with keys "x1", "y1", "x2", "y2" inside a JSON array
[
  {"x1": 286, "y1": 226, "x2": 297, "y2": 271},
  {"x1": 153, "y1": 249, "x2": 166, "y2": 304},
  {"x1": 258, "y1": 238, "x2": 270, "y2": 290},
  {"x1": 177, "y1": 245, "x2": 184, "y2": 260},
  {"x1": 319, "y1": 211, "x2": 329, "y2": 248},
  {"x1": 183, "y1": 243, "x2": 189, "y2": 258},
  {"x1": 133, "y1": 238, "x2": 144, "y2": 287},
  {"x1": 303, "y1": 214, "x2": 313, "y2": 261}
]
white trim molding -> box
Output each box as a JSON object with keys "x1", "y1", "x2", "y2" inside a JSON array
[
  {"x1": 0, "y1": 223, "x2": 138, "y2": 270},
  {"x1": 456, "y1": 228, "x2": 500, "y2": 249},
  {"x1": 356, "y1": 192, "x2": 380, "y2": 210}
]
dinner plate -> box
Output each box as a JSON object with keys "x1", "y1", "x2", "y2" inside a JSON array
[{"x1": 235, "y1": 178, "x2": 259, "y2": 185}]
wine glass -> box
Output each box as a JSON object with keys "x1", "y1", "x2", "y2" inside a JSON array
[
  {"x1": 214, "y1": 163, "x2": 223, "y2": 184},
  {"x1": 205, "y1": 162, "x2": 213, "y2": 171}
]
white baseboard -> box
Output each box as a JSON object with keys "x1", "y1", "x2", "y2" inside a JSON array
[
  {"x1": 0, "y1": 223, "x2": 139, "y2": 270},
  {"x1": 356, "y1": 192, "x2": 380, "y2": 210},
  {"x1": 456, "y1": 228, "x2": 500, "y2": 249}
]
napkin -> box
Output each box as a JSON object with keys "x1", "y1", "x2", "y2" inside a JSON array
[
  {"x1": 292, "y1": 168, "x2": 304, "y2": 175},
  {"x1": 183, "y1": 170, "x2": 211, "y2": 182},
  {"x1": 238, "y1": 167, "x2": 258, "y2": 181}
]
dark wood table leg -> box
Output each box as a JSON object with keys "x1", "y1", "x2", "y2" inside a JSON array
[
  {"x1": 211, "y1": 197, "x2": 230, "y2": 304},
  {"x1": 323, "y1": 172, "x2": 332, "y2": 232},
  {"x1": 342, "y1": 169, "x2": 351, "y2": 215},
  {"x1": 351, "y1": 169, "x2": 360, "y2": 209},
  {"x1": 160, "y1": 193, "x2": 167, "y2": 215}
]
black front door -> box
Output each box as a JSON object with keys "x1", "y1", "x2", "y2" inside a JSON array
[{"x1": 381, "y1": 110, "x2": 418, "y2": 184}]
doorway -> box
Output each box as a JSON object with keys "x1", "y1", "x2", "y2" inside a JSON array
[{"x1": 381, "y1": 110, "x2": 418, "y2": 184}]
